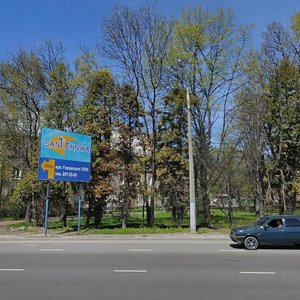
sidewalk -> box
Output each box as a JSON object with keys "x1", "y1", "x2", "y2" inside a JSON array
[
  {"x1": 0, "y1": 231, "x2": 229, "y2": 240},
  {"x1": 0, "y1": 219, "x2": 229, "y2": 240}
]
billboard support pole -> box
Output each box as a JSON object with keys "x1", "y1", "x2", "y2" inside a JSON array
[
  {"x1": 44, "y1": 182, "x2": 50, "y2": 237},
  {"x1": 77, "y1": 183, "x2": 82, "y2": 233}
]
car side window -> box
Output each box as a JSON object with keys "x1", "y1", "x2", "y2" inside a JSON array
[
  {"x1": 285, "y1": 218, "x2": 300, "y2": 227},
  {"x1": 267, "y1": 219, "x2": 283, "y2": 228}
]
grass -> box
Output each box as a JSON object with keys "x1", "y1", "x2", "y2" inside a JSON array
[
  {"x1": 0, "y1": 217, "x2": 22, "y2": 221},
  {"x1": 9, "y1": 222, "x2": 30, "y2": 229},
  {"x1": 6, "y1": 206, "x2": 300, "y2": 235},
  {"x1": 83, "y1": 227, "x2": 190, "y2": 235},
  {"x1": 5, "y1": 208, "x2": 259, "y2": 235}
]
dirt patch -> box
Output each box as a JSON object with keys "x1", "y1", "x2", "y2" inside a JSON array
[{"x1": 0, "y1": 220, "x2": 26, "y2": 235}]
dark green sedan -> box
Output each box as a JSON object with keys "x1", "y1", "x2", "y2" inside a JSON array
[{"x1": 230, "y1": 215, "x2": 300, "y2": 250}]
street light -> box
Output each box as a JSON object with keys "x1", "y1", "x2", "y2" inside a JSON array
[{"x1": 187, "y1": 89, "x2": 197, "y2": 233}]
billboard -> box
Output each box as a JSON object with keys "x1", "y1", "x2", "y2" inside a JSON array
[{"x1": 38, "y1": 128, "x2": 91, "y2": 182}]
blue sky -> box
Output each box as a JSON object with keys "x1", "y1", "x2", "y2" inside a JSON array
[{"x1": 0, "y1": 0, "x2": 299, "y2": 64}]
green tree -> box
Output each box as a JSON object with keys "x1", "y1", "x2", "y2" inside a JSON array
[
  {"x1": 157, "y1": 86, "x2": 189, "y2": 227},
  {"x1": 44, "y1": 63, "x2": 77, "y2": 130},
  {"x1": 0, "y1": 51, "x2": 44, "y2": 170},
  {"x1": 79, "y1": 69, "x2": 118, "y2": 228},
  {"x1": 233, "y1": 51, "x2": 268, "y2": 219},
  {"x1": 0, "y1": 50, "x2": 45, "y2": 222},
  {"x1": 259, "y1": 17, "x2": 300, "y2": 214},
  {"x1": 113, "y1": 84, "x2": 141, "y2": 228},
  {"x1": 291, "y1": 11, "x2": 300, "y2": 38},
  {"x1": 0, "y1": 42, "x2": 67, "y2": 223},
  {"x1": 43, "y1": 62, "x2": 78, "y2": 226},
  {"x1": 264, "y1": 59, "x2": 300, "y2": 214},
  {"x1": 168, "y1": 6, "x2": 251, "y2": 226}
]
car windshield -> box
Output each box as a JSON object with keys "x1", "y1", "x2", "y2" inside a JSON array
[{"x1": 254, "y1": 216, "x2": 269, "y2": 227}]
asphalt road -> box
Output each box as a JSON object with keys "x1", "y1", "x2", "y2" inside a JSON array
[{"x1": 0, "y1": 236, "x2": 300, "y2": 300}]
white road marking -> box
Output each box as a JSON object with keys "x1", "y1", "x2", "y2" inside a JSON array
[
  {"x1": 0, "y1": 269, "x2": 24, "y2": 272},
  {"x1": 128, "y1": 249, "x2": 153, "y2": 252},
  {"x1": 40, "y1": 249, "x2": 63, "y2": 251},
  {"x1": 239, "y1": 272, "x2": 276, "y2": 275},
  {"x1": 114, "y1": 270, "x2": 148, "y2": 273}
]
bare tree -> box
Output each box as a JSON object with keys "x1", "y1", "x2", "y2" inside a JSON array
[{"x1": 101, "y1": 4, "x2": 173, "y2": 226}]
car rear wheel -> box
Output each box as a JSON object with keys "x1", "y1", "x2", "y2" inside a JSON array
[{"x1": 244, "y1": 236, "x2": 259, "y2": 250}]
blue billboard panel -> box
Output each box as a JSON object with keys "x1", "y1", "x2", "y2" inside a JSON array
[
  {"x1": 38, "y1": 158, "x2": 91, "y2": 182},
  {"x1": 38, "y1": 128, "x2": 91, "y2": 182},
  {"x1": 40, "y1": 128, "x2": 91, "y2": 163}
]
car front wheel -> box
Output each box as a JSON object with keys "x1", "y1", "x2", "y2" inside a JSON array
[{"x1": 244, "y1": 236, "x2": 259, "y2": 250}]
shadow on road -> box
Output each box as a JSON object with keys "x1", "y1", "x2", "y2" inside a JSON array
[{"x1": 229, "y1": 243, "x2": 300, "y2": 250}]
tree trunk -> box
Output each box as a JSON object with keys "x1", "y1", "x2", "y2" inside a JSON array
[
  {"x1": 278, "y1": 169, "x2": 286, "y2": 215},
  {"x1": 94, "y1": 214, "x2": 102, "y2": 229},
  {"x1": 226, "y1": 180, "x2": 234, "y2": 228},
  {"x1": 203, "y1": 193, "x2": 211, "y2": 227},
  {"x1": 142, "y1": 194, "x2": 145, "y2": 228},
  {"x1": 0, "y1": 162, "x2": 3, "y2": 210},
  {"x1": 198, "y1": 150, "x2": 211, "y2": 227},
  {"x1": 171, "y1": 206, "x2": 176, "y2": 223},
  {"x1": 31, "y1": 192, "x2": 39, "y2": 227},
  {"x1": 25, "y1": 201, "x2": 32, "y2": 223},
  {"x1": 146, "y1": 201, "x2": 151, "y2": 227},
  {"x1": 94, "y1": 199, "x2": 105, "y2": 229},
  {"x1": 85, "y1": 195, "x2": 93, "y2": 227},
  {"x1": 255, "y1": 149, "x2": 265, "y2": 220},
  {"x1": 286, "y1": 184, "x2": 296, "y2": 215},
  {"x1": 86, "y1": 213, "x2": 91, "y2": 227},
  {"x1": 278, "y1": 192, "x2": 285, "y2": 215},
  {"x1": 122, "y1": 215, "x2": 127, "y2": 229},
  {"x1": 149, "y1": 194, "x2": 155, "y2": 227},
  {"x1": 255, "y1": 175, "x2": 264, "y2": 220},
  {"x1": 228, "y1": 198, "x2": 233, "y2": 228},
  {"x1": 60, "y1": 201, "x2": 68, "y2": 227},
  {"x1": 147, "y1": 148, "x2": 156, "y2": 227},
  {"x1": 146, "y1": 171, "x2": 155, "y2": 227},
  {"x1": 195, "y1": 128, "x2": 211, "y2": 228}
]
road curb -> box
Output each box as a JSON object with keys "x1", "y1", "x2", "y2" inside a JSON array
[{"x1": 0, "y1": 232, "x2": 229, "y2": 241}]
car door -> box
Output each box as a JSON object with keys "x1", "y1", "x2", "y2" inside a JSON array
[
  {"x1": 285, "y1": 218, "x2": 300, "y2": 244},
  {"x1": 260, "y1": 218, "x2": 286, "y2": 244}
]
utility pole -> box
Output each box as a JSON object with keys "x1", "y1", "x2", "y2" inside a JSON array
[
  {"x1": 187, "y1": 89, "x2": 196, "y2": 232},
  {"x1": 0, "y1": 162, "x2": 3, "y2": 210}
]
